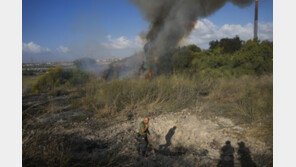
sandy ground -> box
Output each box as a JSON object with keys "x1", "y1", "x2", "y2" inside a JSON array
[{"x1": 89, "y1": 110, "x2": 272, "y2": 166}]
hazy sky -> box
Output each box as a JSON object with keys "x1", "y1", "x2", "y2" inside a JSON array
[{"x1": 22, "y1": 0, "x2": 273, "y2": 63}]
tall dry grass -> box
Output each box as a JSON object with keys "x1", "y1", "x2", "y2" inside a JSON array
[
  {"x1": 82, "y1": 74, "x2": 272, "y2": 130},
  {"x1": 208, "y1": 75, "x2": 272, "y2": 123},
  {"x1": 23, "y1": 73, "x2": 272, "y2": 166},
  {"x1": 206, "y1": 75, "x2": 273, "y2": 144},
  {"x1": 82, "y1": 74, "x2": 201, "y2": 118}
]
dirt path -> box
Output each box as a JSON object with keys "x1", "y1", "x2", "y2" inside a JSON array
[{"x1": 89, "y1": 110, "x2": 272, "y2": 166}]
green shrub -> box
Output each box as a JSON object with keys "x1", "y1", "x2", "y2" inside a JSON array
[
  {"x1": 164, "y1": 39, "x2": 273, "y2": 78},
  {"x1": 31, "y1": 67, "x2": 89, "y2": 94},
  {"x1": 231, "y1": 40, "x2": 273, "y2": 75},
  {"x1": 209, "y1": 36, "x2": 243, "y2": 53},
  {"x1": 154, "y1": 44, "x2": 201, "y2": 74}
]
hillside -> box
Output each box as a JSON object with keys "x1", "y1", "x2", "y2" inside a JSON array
[{"x1": 23, "y1": 38, "x2": 273, "y2": 167}]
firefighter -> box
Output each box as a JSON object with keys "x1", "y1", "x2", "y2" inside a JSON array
[{"x1": 137, "y1": 117, "x2": 150, "y2": 156}]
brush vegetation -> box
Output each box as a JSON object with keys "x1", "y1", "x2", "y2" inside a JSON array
[
  {"x1": 158, "y1": 37, "x2": 272, "y2": 77},
  {"x1": 28, "y1": 37, "x2": 272, "y2": 129},
  {"x1": 82, "y1": 74, "x2": 272, "y2": 126},
  {"x1": 84, "y1": 38, "x2": 272, "y2": 142},
  {"x1": 24, "y1": 38, "x2": 273, "y2": 165},
  {"x1": 31, "y1": 66, "x2": 90, "y2": 94},
  {"x1": 82, "y1": 74, "x2": 201, "y2": 117}
]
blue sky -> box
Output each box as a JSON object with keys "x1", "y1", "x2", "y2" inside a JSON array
[{"x1": 23, "y1": 0, "x2": 273, "y2": 62}]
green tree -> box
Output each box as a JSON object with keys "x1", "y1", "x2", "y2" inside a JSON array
[{"x1": 209, "y1": 36, "x2": 242, "y2": 54}]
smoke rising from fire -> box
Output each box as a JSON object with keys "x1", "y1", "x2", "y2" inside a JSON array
[{"x1": 130, "y1": 0, "x2": 254, "y2": 74}]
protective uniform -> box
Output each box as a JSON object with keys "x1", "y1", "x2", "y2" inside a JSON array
[{"x1": 137, "y1": 121, "x2": 149, "y2": 156}]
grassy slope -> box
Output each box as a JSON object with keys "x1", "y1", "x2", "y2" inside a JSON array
[
  {"x1": 22, "y1": 39, "x2": 273, "y2": 166},
  {"x1": 80, "y1": 74, "x2": 272, "y2": 144}
]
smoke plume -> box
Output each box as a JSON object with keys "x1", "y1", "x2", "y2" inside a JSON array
[{"x1": 130, "y1": 0, "x2": 254, "y2": 74}]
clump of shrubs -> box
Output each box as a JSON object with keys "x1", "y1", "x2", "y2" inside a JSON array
[
  {"x1": 156, "y1": 37, "x2": 272, "y2": 78},
  {"x1": 209, "y1": 35, "x2": 242, "y2": 53},
  {"x1": 31, "y1": 67, "x2": 89, "y2": 94}
]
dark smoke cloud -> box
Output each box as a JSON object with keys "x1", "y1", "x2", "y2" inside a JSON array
[{"x1": 129, "y1": 0, "x2": 254, "y2": 73}]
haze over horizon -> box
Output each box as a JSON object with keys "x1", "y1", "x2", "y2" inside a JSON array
[{"x1": 23, "y1": 0, "x2": 273, "y2": 63}]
